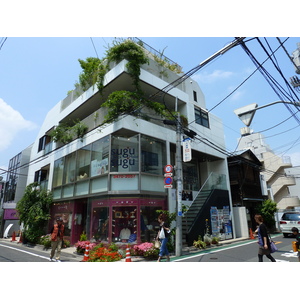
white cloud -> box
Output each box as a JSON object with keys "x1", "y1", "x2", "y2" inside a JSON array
[
  {"x1": 0, "y1": 98, "x2": 37, "y2": 151},
  {"x1": 192, "y1": 69, "x2": 234, "y2": 84}
]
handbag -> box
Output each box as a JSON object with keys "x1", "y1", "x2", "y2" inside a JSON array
[
  {"x1": 269, "y1": 235, "x2": 278, "y2": 253},
  {"x1": 154, "y1": 240, "x2": 161, "y2": 249},
  {"x1": 159, "y1": 227, "x2": 165, "y2": 239}
]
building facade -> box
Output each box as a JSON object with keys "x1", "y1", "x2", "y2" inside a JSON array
[
  {"x1": 237, "y1": 128, "x2": 300, "y2": 210},
  {"x1": 5, "y1": 39, "x2": 234, "y2": 245}
]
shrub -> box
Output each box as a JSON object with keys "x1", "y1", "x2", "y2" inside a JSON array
[
  {"x1": 132, "y1": 242, "x2": 159, "y2": 260},
  {"x1": 39, "y1": 234, "x2": 51, "y2": 249},
  {"x1": 75, "y1": 240, "x2": 96, "y2": 254}
]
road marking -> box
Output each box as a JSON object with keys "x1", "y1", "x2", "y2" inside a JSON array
[
  {"x1": 0, "y1": 243, "x2": 50, "y2": 261},
  {"x1": 173, "y1": 240, "x2": 258, "y2": 262},
  {"x1": 281, "y1": 251, "x2": 298, "y2": 258},
  {"x1": 275, "y1": 259, "x2": 289, "y2": 262}
]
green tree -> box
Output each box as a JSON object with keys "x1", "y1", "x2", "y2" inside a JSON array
[
  {"x1": 16, "y1": 182, "x2": 53, "y2": 243},
  {"x1": 258, "y1": 199, "x2": 278, "y2": 230}
]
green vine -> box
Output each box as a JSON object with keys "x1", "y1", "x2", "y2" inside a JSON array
[
  {"x1": 105, "y1": 39, "x2": 149, "y2": 92},
  {"x1": 75, "y1": 39, "x2": 187, "y2": 126},
  {"x1": 50, "y1": 120, "x2": 88, "y2": 144}
]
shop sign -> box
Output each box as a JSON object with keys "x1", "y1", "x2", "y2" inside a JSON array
[
  {"x1": 113, "y1": 174, "x2": 136, "y2": 179},
  {"x1": 4, "y1": 209, "x2": 19, "y2": 220},
  {"x1": 183, "y1": 138, "x2": 192, "y2": 162}
]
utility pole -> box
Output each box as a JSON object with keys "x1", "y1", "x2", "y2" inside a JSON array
[
  {"x1": 175, "y1": 111, "x2": 183, "y2": 257},
  {"x1": 168, "y1": 38, "x2": 246, "y2": 257}
]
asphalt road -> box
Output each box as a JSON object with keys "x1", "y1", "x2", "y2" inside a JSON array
[
  {"x1": 0, "y1": 241, "x2": 80, "y2": 262},
  {"x1": 173, "y1": 234, "x2": 299, "y2": 262}
]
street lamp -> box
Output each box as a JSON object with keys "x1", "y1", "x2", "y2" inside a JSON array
[{"x1": 234, "y1": 101, "x2": 300, "y2": 127}]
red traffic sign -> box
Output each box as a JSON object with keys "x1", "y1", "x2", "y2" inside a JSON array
[{"x1": 164, "y1": 165, "x2": 173, "y2": 173}]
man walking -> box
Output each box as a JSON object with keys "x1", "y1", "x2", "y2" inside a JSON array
[{"x1": 49, "y1": 217, "x2": 65, "y2": 262}]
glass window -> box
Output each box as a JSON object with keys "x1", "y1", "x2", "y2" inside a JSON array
[
  {"x1": 53, "y1": 158, "x2": 64, "y2": 187},
  {"x1": 111, "y1": 133, "x2": 139, "y2": 172},
  {"x1": 183, "y1": 159, "x2": 199, "y2": 191},
  {"x1": 141, "y1": 135, "x2": 166, "y2": 175},
  {"x1": 112, "y1": 206, "x2": 137, "y2": 243},
  {"x1": 76, "y1": 145, "x2": 91, "y2": 180},
  {"x1": 91, "y1": 136, "x2": 109, "y2": 177},
  {"x1": 91, "y1": 207, "x2": 109, "y2": 242},
  {"x1": 195, "y1": 107, "x2": 209, "y2": 128},
  {"x1": 140, "y1": 206, "x2": 161, "y2": 242},
  {"x1": 63, "y1": 152, "x2": 76, "y2": 184}
]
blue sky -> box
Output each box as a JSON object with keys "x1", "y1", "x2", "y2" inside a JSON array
[{"x1": 1, "y1": 36, "x2": 300, "y2": 175}]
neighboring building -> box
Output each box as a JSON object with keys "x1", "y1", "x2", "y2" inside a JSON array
[
  {"x1": 227, "y1": 149, "x2": 267, "y2": 236},
  {"x1": 1, "y1": 146, "x2": 32, "y2": 237},
  {"x1": 237, "y1": 128, "x2": 300, "y2": 210},
  {"x1": 3, "y1": 39, "x2": 234, "y2": 245}
]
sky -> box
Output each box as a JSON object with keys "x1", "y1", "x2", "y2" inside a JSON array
[{"x1": 1, "y1": 36, "x2": 300, "y2": 176}]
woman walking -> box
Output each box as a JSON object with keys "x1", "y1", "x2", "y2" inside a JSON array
[
  {"x1": 254, "y1": 214, "x2": 276, "y2": 262},
  {"x1": 156, "y1": 213, "x2": 170, "y2": 262}
]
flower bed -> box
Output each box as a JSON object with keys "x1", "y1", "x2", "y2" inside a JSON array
[
  {"x1": 88, "y1": 243, "x2": 122, "y2": 262},
  {"x1": 75, "y1": 240, "x2": 97, "y2": 254},
  {"x1": 132, "y1": 242, "x2": 159, "y2": 260}
]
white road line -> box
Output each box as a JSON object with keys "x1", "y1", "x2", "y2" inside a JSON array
[
  {"x1": 173, "y1": 240, "x2": 258, "y2": 262},
  {"x1": 0, "y1": 243, "x2": 50, "y2": 261}
]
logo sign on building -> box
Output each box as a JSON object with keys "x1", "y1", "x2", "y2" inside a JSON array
[{"x1": 183, "y1": 138, "x2": 192, "y2": 162}]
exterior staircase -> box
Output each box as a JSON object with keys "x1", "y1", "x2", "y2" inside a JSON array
[{"x1": 182, "y1": 190, "x2": 211, "y2": 244}]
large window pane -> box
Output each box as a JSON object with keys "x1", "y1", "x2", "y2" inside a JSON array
[
  {"x1": 76, "y1": 145, "x2": 91, "y2": 180},
  {"x1": 63, "y1": 152, "x2": 76, "y2": 184},
  {"x1": 53, "y1": 158, "x2": 64, "y2": 187},
  {"x1": 111, "y1": 133, "x2": 139, "y2": 172},
  {"x1": 91, "y1": 136, "x2": 109, "y2": 177},
  {"x1": 141, "y1": 135, "x2": 166, "y2": 175}
]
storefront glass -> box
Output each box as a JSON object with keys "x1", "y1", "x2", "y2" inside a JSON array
[
  {"x1": 53, "y1": 157, "x2": 64, "y2": 187},
  {"x1": 140, "y1": 206, "x2": 161, "y2": 242},
  {"x1": 91, "y1": 207, "x2": 109, "y2": 241},
  {"x1": 111, "y1": 133, "x2": 139, "y2": 172},
  {"x1": 63, "y1": 152, "x2": 76, "y2": 184},
  {"x1": 141, "y1": 135, "x2": 166, "y2": 175},
  {"x1": 112, "y1": 206, "x2": 137, "y2": 243},
  {"x1": 91, "y1": 137, "x2": 109, "y2": 176},
  {"x1": 77, "y1": 145, "x2": 91, "y2": 180}
]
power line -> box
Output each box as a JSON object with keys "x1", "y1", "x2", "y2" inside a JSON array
[{"x1": 0, "y1": 37, "x2": 7, "y2": 50}]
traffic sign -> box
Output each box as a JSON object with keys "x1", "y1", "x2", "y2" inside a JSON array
[
  {"x1": 164, "y1": 164, "x2": 173, "y2": 173},
  {"x1": 164, "y1": 177, "x2": 173, "y2": 185}
]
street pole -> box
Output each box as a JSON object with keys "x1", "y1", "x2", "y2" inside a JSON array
[{"x1": 175, "y1": 111, "x2": 182, "y2": 257}]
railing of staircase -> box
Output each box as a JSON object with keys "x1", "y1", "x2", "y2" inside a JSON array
[{"x1": 184, "y1": 172, "x2": 227, "y2": 213}]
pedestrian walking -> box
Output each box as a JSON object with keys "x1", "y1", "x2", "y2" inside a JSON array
[
  {"x1": 291, "y1": 227, "x2": 300, "y2": 262},
  {"x1": 49, "y1": 217, "x2": 64, "y2": 262},
  {"x1": 156, "y1": 213, "x2": 170, "y2": 262},
  {"x1": 254, "y1": 214, "x2": 276, "y2": 262}
]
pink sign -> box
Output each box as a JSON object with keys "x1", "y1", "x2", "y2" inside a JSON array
[{"x1": 4, "y1": 209, "x2": 19, "y2": 220}]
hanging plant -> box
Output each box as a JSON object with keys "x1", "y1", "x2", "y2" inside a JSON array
[
  {"x1": 49, "y1": 120, "x2": 88, "y2": 144},
  {"x1": 105, "y1": 39, "x2": 149, "y2": 91}
]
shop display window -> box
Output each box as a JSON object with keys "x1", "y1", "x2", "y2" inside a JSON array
[
  {"x1": 111, "y1": 133, "x2": 139, "y2": 172},
  {"x1": 77, "y1": 145, "x2": 91, "y2": 180},
  {"x1": 91, "y1": 137, "x2": 109, "y2": 176},
  {"x1": 53, "y1": 157, "x2": 64, "y2": 187},
  {"x1": 91, "y1": 207, "x2": 109, "y2": 242},
  {"x1": 141, "y1": 135, "x2": 166, "y2": 175},
  {"x1": 140, "y1": 206, "x2": 161, "y2": 242},
  {"x1": 63, "y1": 152, "x2": 76, "y2": 184},
  {"x1": 112, "y1": 206, "x2": 137, "y2": 243}
]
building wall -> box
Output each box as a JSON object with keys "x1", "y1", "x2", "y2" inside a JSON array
[{"x1": 12, "y1": 46, "x2": 232, "y2": 244}]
